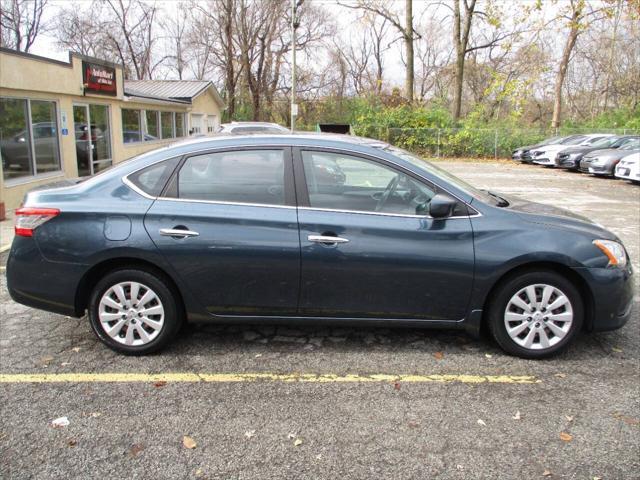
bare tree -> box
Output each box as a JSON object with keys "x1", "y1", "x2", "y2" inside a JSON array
[
  {"x1": 0, "y1": 0, "x2": 49, "y2": 52},
  {"x1": 340, "y1": 0, "x2": 418, "y2": 102},
  {"x1": 163, "y1": 2, "x2": 190, "y2": 80}
]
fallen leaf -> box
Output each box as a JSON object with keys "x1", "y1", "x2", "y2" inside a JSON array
[
  {"x1": 287, "y1": 432, "x2": 297, "y2": 439},
  {"x1": 542, "y1": 469, "x2": 552, "y2": 477},
  {"x1": 394, "y1": 382, "x2": 401, "y2": 391},
  {"x1": 456, "y1": 465, "x2": 464, "y2": 470},
  {"x1": 477, "y1": 419, "x2": 486, "y2": 426},
  {"x1": 407, "y1": 421, "x2": 420, "y2": 428},
  {"x1": 71, "y1": 347, "x2": 81, "y2": 353},
  {"x1": 593, "y1": 477, "x2": 602, "y2": 480},
  {"x1": 51, "y1": 417, "x2": 70, "y2": 428},
  {"x1": 619, "y1": 415, "x2": 640, "y2": 426},
  {"x1": 559, "y1": 432, "x2": 572, "y2": 442},
  {"x1": 67, "y1": 439, "x2": 77, "y2": 447},
  {"x1": 61, "y1": 362, "x2": 71, "y2": 366},
  {"x1": 565, "y1": 415, "x2": 574, "y2": 422},
  {"x1": 129, "y1": 443, "x2": 144, "y2": 457},
  {"x1": 90, "y1": 412, "x2": 102, "y2": 418},
  {"x1": 153, "y1": 381, "x2": 167, "y2": 388},
  {"x1": 484, "y1": 354, "x2": 493, "y2": 359},
  {"x1": 183, "y1": 436, "x2": 197, "y2": 449},
  {"x1": 244, "y1": 430, "x2": 256, "y2": 439},
  {"x1": 293, "y1": 438, "x2": 303, "y2": 447},
  {"x1": 40, "y1": 356, "x2": 54, "y2": 364},
  {"x1": 254, "y1": 354, "x2": 262, "y2": 358},
  {"x1": 554, "y1": 373, "x2": 566, "y2": 378},
  {"x1": 512, "y1": 411, "x2": 521, "y2": 420},
  {"x1": 433, "y1": 351, "x2": 444, "y2": 360},
  {"x1": 612, "y1": 347, "x2": 623, "y2": 353}
]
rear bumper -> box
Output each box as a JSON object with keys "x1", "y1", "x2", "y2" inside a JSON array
[
  {"x1": 6, "y1": 237, "x2": 86, "y2": 317},
  {"x1": 573, "y1": 265, "x2": 635, "y2": 332}
]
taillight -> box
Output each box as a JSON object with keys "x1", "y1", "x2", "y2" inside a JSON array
[{"x1": 14, "y1": 207, "x2": 60, "y2": 237}]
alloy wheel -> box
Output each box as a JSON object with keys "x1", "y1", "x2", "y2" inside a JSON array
[
  {"x1": 98, "y1": 281, "x2": 165, "y2": 346},
  {"x1": 503, "y1": 283, "x2": 573, "y2": 350}
]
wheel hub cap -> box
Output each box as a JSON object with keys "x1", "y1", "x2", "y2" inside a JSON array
[
  {"x1": 504, "y1": 283, "x2": 573, "y2": 350},
  {"x1": 98, "y1": 281, "x2": 165, "y2": 346}
]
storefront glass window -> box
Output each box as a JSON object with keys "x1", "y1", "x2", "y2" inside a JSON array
[
  {"x1": 90, "y1": 104, "x2": 111, "y2": 162},
  {"x1": 144, "y1": 111, "x2": 159, "y2": 140},
  {"x1": 30, "y1": 100, "x2": 61, "y2": 175},
  {"x1": 175, "y1": 113, "x2": 185, "y2": 137},
  {"x1": 1, "y1": 98, "x2": 32, "y2": 180},
  {"x1": 122, "y1": 109, "x2": 141, "y2": 143},
  {"x1": 161, "y1": 112, "x2": 174, "y2": 139}
]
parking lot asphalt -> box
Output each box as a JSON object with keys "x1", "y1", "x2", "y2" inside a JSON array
[{"x1": 1, "y1": 161, "x2": 638, "y2": 479}]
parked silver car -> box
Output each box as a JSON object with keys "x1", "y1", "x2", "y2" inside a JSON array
[
  {"x1": 580, "y1": 137, "x2": 640, "y2": 176},
  {"x1": 216, "y1": 122, "x2": 289, "y2": 135}
]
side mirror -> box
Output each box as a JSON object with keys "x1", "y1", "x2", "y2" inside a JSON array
[{"x1": 428, "y1": 193, "x2": 457, "y2": 219}]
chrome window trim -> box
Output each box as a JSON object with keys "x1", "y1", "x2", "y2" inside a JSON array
[
  {"x1": 298, "y1": 206, "x2": 480, "y2": 220},
  {"x1": 121, "y1": 141, "x2": 483, "y2": 217},
  {"x1": 155, "y1": 196, "x2": 297, "y2": 210},
  {"x1": 122, "y1": 175, "x2": 156, "y2": 200}
]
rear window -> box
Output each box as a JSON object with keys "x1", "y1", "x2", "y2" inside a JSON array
[{"x1": 127, "y1": 157, "x2": 180, "y2": 196}]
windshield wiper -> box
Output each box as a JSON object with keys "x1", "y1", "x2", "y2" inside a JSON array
[{"x1": 487, "y1": 191, "x2": 509, "y2": 207}]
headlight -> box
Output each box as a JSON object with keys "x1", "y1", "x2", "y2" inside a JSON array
[{"x1": 593, "y1": 240, "x2": 627, "y2": 267}]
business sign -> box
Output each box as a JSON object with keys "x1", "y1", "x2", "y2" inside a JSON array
[{"x1": 82, "y1": 61, "x2": 117, "y2": 96}]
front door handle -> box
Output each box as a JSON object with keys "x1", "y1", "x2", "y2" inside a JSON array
[
  {"x1": 160, "y1": 228, "x2": 200, "y2": 238},
  {"x1": 308, "y1": 234, "x2": 349, "y2": 244}
]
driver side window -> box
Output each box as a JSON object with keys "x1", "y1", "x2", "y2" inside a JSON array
[{"x1": 301, "y1": 151, "x2": 436, "y2": 215}]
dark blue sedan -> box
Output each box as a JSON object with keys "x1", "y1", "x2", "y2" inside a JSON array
[{"x1": 6, "y1": 134, "x2": 634, "y2": 358}]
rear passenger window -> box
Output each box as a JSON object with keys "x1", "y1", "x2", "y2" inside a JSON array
[
  {"x1": 175, "y1": 150, "x2": 285, "y2": 205},
  {"x1": 127, "y1": 157, "x2": 180, "y2": 196}
]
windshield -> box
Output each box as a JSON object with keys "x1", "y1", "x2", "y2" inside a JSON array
[
  {"x1": 563, "y1": 135, "x2": 588, "y2": 145},
  {"x1": 385, "y1": 146, "x2": 497, "y2": 205},
  {"x1": 590, "y1": 136, "x2": 619, "y2": 148},
  {"x1": 619, "y1": 138, "x2": 640, "y2": 150},
  {"x1": 541, "y1": 136, "x2": 563, "y2": 145}
]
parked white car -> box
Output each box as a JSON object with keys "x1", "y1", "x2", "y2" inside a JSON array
[
  {"x1": 531, "y1": 134, "x2": 615, "y2": 166},
  {"x1": 615, "y1": 152, "x2": 640, "y2": 184}
]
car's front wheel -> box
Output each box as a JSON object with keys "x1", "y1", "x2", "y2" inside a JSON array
[
  {"x1": 88, "y1": 269, "x2": 182, "y2": 355},
  {"x1": 488, "y1": 271, "x2": 584, "y2": 359}
]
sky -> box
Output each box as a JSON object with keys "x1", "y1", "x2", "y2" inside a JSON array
[{"x1": 28, "y1": 0, "x2": 558, "y2": 87}]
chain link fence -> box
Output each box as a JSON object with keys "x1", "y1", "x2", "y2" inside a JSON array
[{"x1": 351, "y1": 126, "x2": 640, "y2": 159}]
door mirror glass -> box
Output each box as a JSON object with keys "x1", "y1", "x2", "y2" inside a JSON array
[{"x1": 428, "y1": 193, "x2": 457, "y2": 218}]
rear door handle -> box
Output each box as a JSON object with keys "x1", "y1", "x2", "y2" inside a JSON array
[
  {"x1": 160, "y1": 228, "x2": 200, "y2": 238},
  {"x1": 308, "y1": 234, "x2": 349, "y2": 244}
]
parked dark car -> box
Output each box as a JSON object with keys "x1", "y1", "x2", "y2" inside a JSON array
[
  {"x1": 579, "y1": 137, "x2": 640, "y2": 176},
  {"x1": 1, "y1": 122, "x2": 59, "y2": 177},
  {"x1": 555, "y1": 135, "x2": 634, "y2": 170},
  {"x1": 7, "y1": 135, "x2": 634, "y2": 359}
]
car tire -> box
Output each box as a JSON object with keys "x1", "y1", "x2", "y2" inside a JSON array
[
  {"x1": 487, "y1": 270, "x2": 584, "y2": 359},
  {"x1": 88, "y1": 268, "x2": 182, "y2": 355}
]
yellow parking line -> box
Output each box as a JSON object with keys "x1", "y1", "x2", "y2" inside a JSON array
[{"x1": 0, "y1": 372, "x2": 540, "y2": 384}]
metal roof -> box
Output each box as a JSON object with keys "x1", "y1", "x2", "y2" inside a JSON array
[{"x1": 124, "y1": 80, "x2": 225, "y2": 108}]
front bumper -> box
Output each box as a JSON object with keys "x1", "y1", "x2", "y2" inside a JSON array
[
  {"x1": 532, "y1": 156, "x2": 555, "y2": 166},
  {"x1": 573, "y1": 265, "x2": 635, "y2": 332}
]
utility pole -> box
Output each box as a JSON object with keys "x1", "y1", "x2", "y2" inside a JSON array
[{"x1": 291, "y1": 0, "x2": 304, "y2": 132}]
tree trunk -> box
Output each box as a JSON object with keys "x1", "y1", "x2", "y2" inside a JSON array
[
  {"x1": 224, "y1": 0, "x2": 236, "y2": 118},
  {"x1": 404, "y1": 0, "x2": 413, "y2": 102},
  {"x1": 452, "y1": 0, "x2": 463, "y2": 121},
  {"x1": 551, "y1": 6, "x2": 582, "y2": 128}
]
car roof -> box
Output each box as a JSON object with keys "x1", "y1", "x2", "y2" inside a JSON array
[{"x1": 171, "y1": 132, "x2": 389, "y2": 149}]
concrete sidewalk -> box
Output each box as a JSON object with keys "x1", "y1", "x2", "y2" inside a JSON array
[{"x1": 0, "y1": 211, "x2": 14, "y2": 252}]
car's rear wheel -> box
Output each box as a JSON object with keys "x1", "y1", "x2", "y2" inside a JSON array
[
  {"x1": 88, "y1": 269, "x2": 182, "y2": 355},
  {"x1": 488, "y1": 271, "x2": 583, "y2": 359}
]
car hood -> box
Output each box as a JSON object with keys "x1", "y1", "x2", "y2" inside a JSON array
[
  {"x1": 499, "y1": 194, "x2": 617, "y2": 240},
  {"x1": 584, "y1": 148, "x2": 639, "y2": 159}
]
